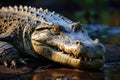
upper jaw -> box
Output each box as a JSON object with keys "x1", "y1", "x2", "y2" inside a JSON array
[{"x1": 53, "y1": 42, "x2": 105, "y2": 62}]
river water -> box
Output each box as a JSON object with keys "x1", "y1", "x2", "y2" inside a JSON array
[{"x1": 0, "y1": 65, "x2": 120, "y2": 80}]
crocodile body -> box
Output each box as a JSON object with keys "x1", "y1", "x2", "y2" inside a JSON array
[{"x1": 0, "y1": 6, "x2": 105, "y2": 69}]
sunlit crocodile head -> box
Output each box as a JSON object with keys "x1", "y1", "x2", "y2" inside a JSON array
[{"x1": 31, "y1": 22, "x2": 105, "y2": 69}]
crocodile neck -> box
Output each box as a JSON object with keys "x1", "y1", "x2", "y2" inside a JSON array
[{"x1": 22, "y1": 22, "x2": 39, "y2": 58}]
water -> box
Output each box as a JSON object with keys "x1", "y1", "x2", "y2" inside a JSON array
[
  {"x1": 83, "y1": 24, "x2": 120, "y2": 43},
  {"x1": 0, "y1": 66, "x2": 120, "y2": 80}
]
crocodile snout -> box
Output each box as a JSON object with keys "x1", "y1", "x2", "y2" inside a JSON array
[
  {"x1": 60, "y1": 39, "x2": 105, "y2": 69},
  {"x1": 79, "y1": 41, "x2": 105, "y2": 58}
]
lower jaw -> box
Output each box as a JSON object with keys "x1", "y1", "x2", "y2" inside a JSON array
[
  {"x1": 51, "y1": 51, "x2": 104, "y2": 69},
  {"x1": 78, "y1": 59, "x2": 104, "y2": 69}
]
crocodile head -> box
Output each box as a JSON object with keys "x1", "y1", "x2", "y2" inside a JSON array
[
  {"x1": 31, "y1": 22, "x2": 105, "y2": 69},
  {"x1": 20, "y1": 6, "x2": 106, "y2": 69}
]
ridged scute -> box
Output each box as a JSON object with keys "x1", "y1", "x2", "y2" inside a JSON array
[{"x1": 0, "y1": 5, "x2": 74, "y2": 28}]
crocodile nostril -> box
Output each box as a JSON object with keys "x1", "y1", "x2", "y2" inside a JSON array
[{"x1": 76, "y1": 41, "x2": 81, "y2": 45}]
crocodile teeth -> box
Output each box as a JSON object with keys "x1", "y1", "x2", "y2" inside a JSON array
[
  {"x1": 79, "y1": 57, "x2": 81, "y2": 61},
  {"x1": 79, "y1": 57, "x2": 93, "y2": 61}
]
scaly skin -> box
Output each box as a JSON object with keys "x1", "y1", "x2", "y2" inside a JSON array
[{"x1": 0, "y1": 6, "x2": 105, "y2": 69}]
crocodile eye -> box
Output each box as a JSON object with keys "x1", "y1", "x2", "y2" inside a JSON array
[
  {"x1": 52, "y1": 27, "x2": 60, "y2": 35},
  {"x1": 53, "y1": 27, "x2": 59, "y2": 33}
]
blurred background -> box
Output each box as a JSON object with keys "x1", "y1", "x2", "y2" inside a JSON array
[{"x1": 0, "y1": 0, "x2": 120, "y2": 42}]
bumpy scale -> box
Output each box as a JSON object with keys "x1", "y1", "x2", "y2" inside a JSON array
[{"x1": 0, "y1": 6, "x2": 105, "y2": 69}]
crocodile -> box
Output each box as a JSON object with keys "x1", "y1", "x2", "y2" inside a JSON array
[{"x1": 0, "y1": 6, "x2": 105, "y2": 69}]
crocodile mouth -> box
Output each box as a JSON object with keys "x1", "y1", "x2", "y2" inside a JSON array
[
  {"x1": 51, "y1": 45, "x2": 104, "y2": 69},
  {"x1": 52, "y1": 45, "x2": 104, "y2": 61},
  {"x1": 32, "y1": 40, "x2": 104, "y2": 68}
]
